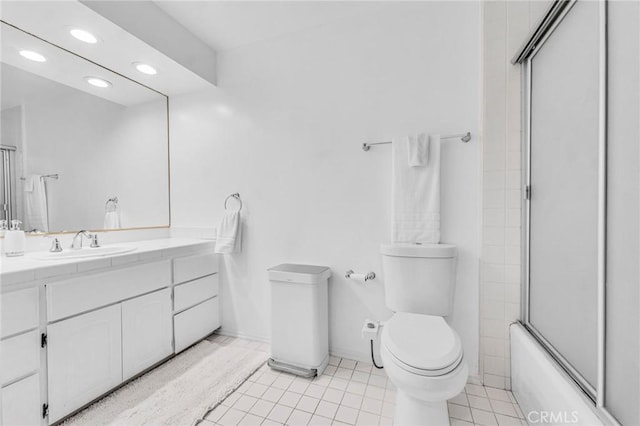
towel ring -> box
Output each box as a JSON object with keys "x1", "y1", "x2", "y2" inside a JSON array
[
  {"x1": 105, "y1": 197, "x2": 118, "y2": 212},
  {"x1": 224, "y1": 193, "x2": 243, "y2": 212}
]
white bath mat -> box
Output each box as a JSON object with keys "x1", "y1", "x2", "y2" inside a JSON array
[{"x1": 63, "y1": 336, "x2": 268, "y2": 426}]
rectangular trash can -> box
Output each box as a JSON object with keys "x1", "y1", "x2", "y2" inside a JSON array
[{"x1": 267, "y1": 264, "x2": 331, "y2": 377}]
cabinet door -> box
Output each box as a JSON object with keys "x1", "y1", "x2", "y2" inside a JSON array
[
  {"x1": 122, "y1": 288, "x2": 172, "y2": 380},
  {"x1": 47, "y1": 305, "x2": 122, "y2": 423},
  {"x1": 1, "y1": 374, "x2": 40, "y2": 426}
]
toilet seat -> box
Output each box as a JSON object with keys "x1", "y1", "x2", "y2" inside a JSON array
[{"x1": 382, "y1": 313, "x2": 463, "y2": 377}]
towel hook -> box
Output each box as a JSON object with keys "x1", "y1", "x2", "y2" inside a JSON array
[{"x1": 224, "y1": 193, "x2": 243, "y2": 212}]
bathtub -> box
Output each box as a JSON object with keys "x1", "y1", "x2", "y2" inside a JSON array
[{"x1": 510, "y1": 323, "x2": 604, "y2": 425}]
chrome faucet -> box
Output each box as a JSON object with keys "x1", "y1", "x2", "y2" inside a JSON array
[{"x1": 71, "y1": 230, "x2": 100, "y2": 250}]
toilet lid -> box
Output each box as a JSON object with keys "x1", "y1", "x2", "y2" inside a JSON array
[{"x1": 383, "y1": 313, "x2": 463, "y2": 375}]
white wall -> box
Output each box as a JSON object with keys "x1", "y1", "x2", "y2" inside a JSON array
[
  {"x1": 22, "y1": 88, "x2": 169, "y2": 232},
  {"x1": 170, "y1": 2, "x2": 481, "y2": 370}
]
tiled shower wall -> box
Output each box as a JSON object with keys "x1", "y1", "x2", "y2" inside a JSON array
[{"x1": 480, "y1": 0, "x2": 551, "y2": 390}]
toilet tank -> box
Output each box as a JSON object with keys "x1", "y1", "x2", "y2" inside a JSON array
[{"x1": 380, "y1": 243, "x2": 457, "y2": 316}]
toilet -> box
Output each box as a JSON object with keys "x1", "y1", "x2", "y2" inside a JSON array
[{"x1": 379, "y1": 243, "x2": 468, "y2": 426}]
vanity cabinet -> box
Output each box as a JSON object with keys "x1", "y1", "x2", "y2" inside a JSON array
[
  {"x1": 122, "y1": 288, "x2": 172, "y2": 380},
  {"x1": 172, "y1": 254, "x2": 220, "y2": 353},
  {"x1": 1, "y1": 374, "x2": 41, "y2": 426},
  {"x1": 47, "y1": 304, "x2": 122, "y2": 423},
  {"x1": 1, "y1": 288, "x2": 41, "y2": 426},
  {"x1": 0, "y1": 240, "x2": 220, "y2": 425}
]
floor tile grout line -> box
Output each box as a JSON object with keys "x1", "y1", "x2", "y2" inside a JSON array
[{"x1": 211, "y1": 349, "x2": 526, "y2": 426}]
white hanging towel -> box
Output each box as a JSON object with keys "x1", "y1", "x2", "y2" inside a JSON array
[
  {"x1": 392, "y1": 134, "x2": 441, "y2": 243},
  {"x1": 24, "y1": 175, "x2": 49, "y2": 232},
  {"x1": 214, "y1": 210, "x2": 242, "y2": 254},
  {"x1": 104, "y1": 210, "x2": 121, "y2": 229}
]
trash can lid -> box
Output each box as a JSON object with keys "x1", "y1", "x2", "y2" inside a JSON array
[{"x1": 268, "y1": 264, "x2": 331, "y2": 284}]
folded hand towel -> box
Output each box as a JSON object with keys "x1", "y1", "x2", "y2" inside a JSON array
[
  {"x1": 392, "y1": 134, "x2": 441, "y2": 243},
  {"x1": 214, "y1": 211, "x2": 242, "y2": 254},
  {"x1": 104, "y1": 211, "x2": 121, "y2": 229},
  {"x1": 23, "y1": 175, "x2": 36, "y2": 193},
  {"x1": 407, "y1": 133, "x2": 430, "y2": 167}
]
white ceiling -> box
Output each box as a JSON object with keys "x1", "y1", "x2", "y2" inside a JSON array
[
  {"x1": 154, "y1": 1, "x2": 384, "y2": 51},
  {"x1": 1, "y1": 1, "x2": 213, "y2": 96},
  {"x1": 1, "y1": 22, "x2": 162, "y2": 107}
]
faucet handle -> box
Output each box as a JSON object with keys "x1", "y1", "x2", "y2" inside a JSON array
[
  {"x1": 49, "y1": 237, "x2": 63, "y2": 253},
  {"x1": 89, "y1": 234, "x2": 100, "y2": 248}
]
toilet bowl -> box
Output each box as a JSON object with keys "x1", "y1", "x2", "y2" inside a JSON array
[
  {"x1": 380, "y1": 312, "x2": 468, "y2": 426},
  {"x1": 379, "y1": 242, "x2": 467, "y2": 425}
]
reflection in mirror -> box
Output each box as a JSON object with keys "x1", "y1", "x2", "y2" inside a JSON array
[{"x1": 0, "y1": 22, "x2": 170, "y2": 234}]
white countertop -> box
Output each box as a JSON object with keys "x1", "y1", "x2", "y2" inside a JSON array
[{"x1": 0, "y1": 238, "x2": 215, "y2": 290}]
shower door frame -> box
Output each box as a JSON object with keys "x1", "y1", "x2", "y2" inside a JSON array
[
  {"x1": 514, "y1": 0, "x2": 616, "y2": 423},
  {"x1": 0, "y1": 144, "x2": 17, "y2": 223}
]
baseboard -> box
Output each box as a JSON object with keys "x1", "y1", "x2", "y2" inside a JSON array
[
  {"x1": 215, "y1": 328, "x2": 270, "y2": 344},
  {"x1": 328, "y1": 346, "x2": 372, "y2": 364}
]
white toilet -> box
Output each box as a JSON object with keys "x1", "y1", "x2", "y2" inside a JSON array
[{"x1": 379, "y1": 243, "x2": 468, "y2": 426}]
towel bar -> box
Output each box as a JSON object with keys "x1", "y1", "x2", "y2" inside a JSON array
[
  {"x1": 20, "y1": 174, "x2": 59, "y2": 181},
  {"x1": 362, "y1": 132, "x2": 471, "y2": 151}
]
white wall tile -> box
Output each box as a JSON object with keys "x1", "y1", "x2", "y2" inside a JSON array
[
  {"x1": 483, "y1": 337, "x2": 507, "y2": 358},
  {"x1": 483, "y1": 282, "x2": 505, "y2": 302},
  {"x1": 481, "y1": 0, "x2": 534, "y2": 390},
  {"x1": 484, "y1": 245, "x2": 506, "y2": 264},
  {"x1": 504, "y1": 265, "x2": 520, "y2": 284},
  {"x1": 482, "y1": 263, "x2": 506, "y2": 283},
  {"x1": 484, "y1": 227, "x2": 506, "y2": 246},
  {"x1": 484, "y1": 209, "x2": 506, "y2": 228},
  {"x1": 484, "y1": 190, "x2": 506, "y2": 210},
  {"x1": 506, "y1": 150, "x2": 522, "y2": 171},
  {"x1": 484, "y1": 355, "x2": 507, "y2": 376}
]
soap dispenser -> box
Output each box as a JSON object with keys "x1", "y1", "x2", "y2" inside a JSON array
[
  {"x1": 4, "y1": 220, "x2": 25, "y2": 257},
  {"x1": 0, "y1": 220, "x2": 7, "y2": 238}
]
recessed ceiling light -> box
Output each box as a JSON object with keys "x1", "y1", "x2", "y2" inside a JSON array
[
  {"x1": 70, "y1": 28, "x2": 98, "y2": 44},
  {"x1": 133, "y1": 62, "x2": 157, "y2": 75},
  {"x1": 85, "y1": 77, "x2": 112, "y2": 88},
  {"x1": 19, "y1": 50, "x2": 46, "y2": 62}
]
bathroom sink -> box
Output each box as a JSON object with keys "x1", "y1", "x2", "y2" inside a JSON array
[{"x1": 32, "y1": 245, "x2": 137, "y2": 260}]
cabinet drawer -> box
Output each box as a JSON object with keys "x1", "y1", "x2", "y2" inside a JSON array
[
  {"x1": 1, "y1": 288, "x2": 38, "y2": 338},
  {"x1": 1, "y1": 373, "x2": 40, "y2": 426},
  {"x1": 47, "y1": 260, "x2": 171, "y2": 322},
  {"x1": 174, "y1": 274, "x2": 219, "y2": 313},
  {"x1": 174, "y1": 297, "x2": 220, "y2": 353},
  {"x1": 0, "y1": 331, "x2": 39, "y2": 386},
  {"x1": 173, "y1": 253, "x2": 217, "y2": 283}
]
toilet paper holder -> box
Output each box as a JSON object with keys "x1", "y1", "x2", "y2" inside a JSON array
[{"x1": 345, "y1": 270, "x2": 376, "y2": 282}]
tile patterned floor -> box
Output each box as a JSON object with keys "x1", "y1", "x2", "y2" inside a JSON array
[{"x1": 201, "y1": 344, "x2": 527, "y2": 426}]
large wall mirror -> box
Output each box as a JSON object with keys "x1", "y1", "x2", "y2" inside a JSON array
[{"x1": 0, "y1": 21, "x2": 170, "y2": 234}]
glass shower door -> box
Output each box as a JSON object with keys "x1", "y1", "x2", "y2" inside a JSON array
[
  {"x1": 0, "y1": 146, "x2": 16, "y2": 223},
  {"x1": 526, "y1": 0, "x2": 602, "y2": 397}
]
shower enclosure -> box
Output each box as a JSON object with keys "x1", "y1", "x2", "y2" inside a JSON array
[
  {"x1": 0, "y1": 145, "x2": 17, "y2": 223},
  {"x1": 513, "y1": 0, "x2": 638, "y2": 424}
]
